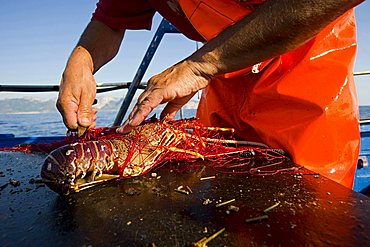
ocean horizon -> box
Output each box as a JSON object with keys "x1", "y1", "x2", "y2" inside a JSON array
[
  {"x1": 1, "y1": 106, "x2": 370, "y2": 137},
  {"x1": 0, "y1": 109, "x2": 197, "y2": 137}
]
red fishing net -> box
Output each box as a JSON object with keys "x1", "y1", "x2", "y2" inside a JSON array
[{"x1": 0, "y1": 118, "x2": 292, "y2": 176}]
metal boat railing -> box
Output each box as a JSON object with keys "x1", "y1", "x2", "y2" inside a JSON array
[{"x1": 0, "y1": 82, "x2": 147, "y2": 93}]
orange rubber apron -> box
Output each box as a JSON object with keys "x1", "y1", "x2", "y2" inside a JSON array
[{"x1": 179, "y1": 0, "x2": 360, "y2": 188}]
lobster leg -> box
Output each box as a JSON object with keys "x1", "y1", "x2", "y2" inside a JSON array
[
  {"x1": 201, "y1": 126, "x2": 235, "y2": 133},
  {"x1": 204, "y1": 138, "x2": 269, "y2": 148},
  {"x1": 166, "y1": 146, "x2": 204, "y2": 160},
  {"x1": 73, "y1": 174, "x2": 120, "y2": 192}
]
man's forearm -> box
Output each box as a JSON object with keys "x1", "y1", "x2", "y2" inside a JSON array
[
  {"x1": 66, "y1": 20, "x2": 125, "y2": 74},
  {"x1": 189, "y1": 0, "x2": 363, "y2": 77}
]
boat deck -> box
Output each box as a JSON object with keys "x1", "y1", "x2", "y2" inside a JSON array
[{"x1": 0, "y1": 152, "x2": 369, "y2": 246}]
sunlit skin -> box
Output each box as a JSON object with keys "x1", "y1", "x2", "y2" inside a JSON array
[
  {"x1": 56, "y1": 0, "x2": 363, "y2": 132},
  {"x1": 57, "y1": 21, "x2": 124, "y2": 130}
]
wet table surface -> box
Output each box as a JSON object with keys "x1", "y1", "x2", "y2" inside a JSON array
[{"x1": 0, "y1": 151, "x2": 369, "y2": 247}]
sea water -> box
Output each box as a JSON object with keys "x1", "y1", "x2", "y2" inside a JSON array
[
  {"x1": 0, "y1": 109, "x2": 196, "y2": 137},
  {"x1": 0, "y1": 107, "x2": 369, "y2": 137}
]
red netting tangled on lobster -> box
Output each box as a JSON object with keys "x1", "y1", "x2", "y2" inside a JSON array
[{"x1": 1, "y1": 118, "x2": 292, "y2": 195}]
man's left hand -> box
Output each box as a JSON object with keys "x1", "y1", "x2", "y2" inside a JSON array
[{"x1": 117, "y1": 60, "x2": 210, "y2": 133}]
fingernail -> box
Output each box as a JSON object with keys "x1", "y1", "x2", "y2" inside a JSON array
[
  {"x1": 81, "y1": 117, "x2": 90, "y2": 125},
  {"x1": 117, "y1": 122, "x2": 130, "y2": 134},
  {"x1": 117, "y1": 126, "x2": 130, "y2": 134}
]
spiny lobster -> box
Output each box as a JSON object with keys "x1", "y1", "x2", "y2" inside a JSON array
[{"x1": 41, "y1": 118, "x2": 288, "y2": 195}]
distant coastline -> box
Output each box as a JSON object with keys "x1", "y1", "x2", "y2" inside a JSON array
[
  {"x1": 5, "y1": 111, "x2": 47, "y2": 115},
  {"x1": 1, "y1": 97, "x2": 370, "y2": 118},
  {"x1": 0, "y1": 97, "x2": 200, "y2": 114}
]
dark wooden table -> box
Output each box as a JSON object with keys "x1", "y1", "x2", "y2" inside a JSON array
[{"x1": 0, "y1": 152, "x2": 369, "y2": 246}]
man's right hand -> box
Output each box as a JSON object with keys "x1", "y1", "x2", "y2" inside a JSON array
[
  {"x1": 56, "y1": 21, "x2": 124, "y2": 130},
  {"x1": 56, "y1": 46, "x2": 97, "y2": 130}
]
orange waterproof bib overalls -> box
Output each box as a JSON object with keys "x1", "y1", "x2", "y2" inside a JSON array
[{"x1": 179, "y1": 0, "x2": 360, "y2": 188}]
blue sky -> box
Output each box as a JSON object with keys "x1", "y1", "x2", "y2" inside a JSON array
[{"x1": 0, "y1": 0, "x2": 369, "y2": 104}]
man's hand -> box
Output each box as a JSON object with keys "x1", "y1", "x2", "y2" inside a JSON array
[
  {"x1": 57, "y1": 48, "x2": 97, "y2": 130},
  {"x1": 117, "y1": 60, "x2": 211, "y2": 133},
  {"x1": 57, "y1": 21, "x2": 124, "y2": 130}
]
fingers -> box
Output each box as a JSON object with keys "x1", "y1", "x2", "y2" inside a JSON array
[
  {"x1": 56, "y1": 98, "x2": 79, "y2": 130},
  {"x1": 117, "y1": 95, "x2": 194, "y2": 134},
  {"x1": 117, "y1": 92, "x2": 163, "y2": 134},
  {"x1": 160, "y1": 101, "x2": 183, "y2": 120},
  {"x1": 160, "y1": 94, "x2": 194, "y2": 120},
  {"x1": 57, "y1": 88, "x2": 96, "y2": 130},
  {"x1": 89, "y1": 107, "x2": 98, "y2": 129},
  {"x1": 132, "y1": 99, "x2": 156, "y2": 125},
  {"x1": 77, "y1": 91, "x2": 95, "y2": 127},
  {"x1": 57, "y1": 100, "x2": 98, "y2": 130},
  {"x1": 116, "y1": 60, "x2": 209, "y2": 134},
  {"x1": 117, "y1": 121, "x2": 132, "y2": 134}
]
